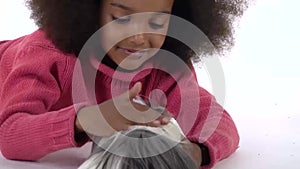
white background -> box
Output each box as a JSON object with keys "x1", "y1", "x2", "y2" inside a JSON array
[{"x1": 0, "y1": 0, "x2": 300, "y2": 168}]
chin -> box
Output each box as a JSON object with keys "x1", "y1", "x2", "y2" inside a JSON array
[
  {"x1": 116, "y1": 56, "x2": 154, "y2": 71},
  {"x1": 117, "y1": 61, "x2": 146, "y2": 71}
]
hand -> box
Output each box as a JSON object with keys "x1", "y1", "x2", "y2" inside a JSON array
[
  {"x1": 181, "y1": 140, "x2": 203, "y2": 167},
  {"x1": 75, "y1": 82, "x2": 171, "y2": 137}
]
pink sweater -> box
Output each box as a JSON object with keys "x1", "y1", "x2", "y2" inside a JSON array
[{"x1": 0, "y1": 30, "x2": 239, "y2": 168}]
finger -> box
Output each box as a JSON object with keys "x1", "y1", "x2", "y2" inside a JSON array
[
  {"x1": 128, "y1": 82, "x2": 142, "y2": 99},
  {"x1": 131, "y1": 101, "x2": 151, "y2": 111},
  {"x1": 133, "y1": 120, "x2": 162, "y2": 127},
  {"x1": 134, "y1": 113, "x2": 172, "y2": 127},
  {"x1": 144, "y1": 117, "x2": 169, "y2": 127},
  {"x1": 147, "y1": 109, "x2": 172, "y2": 125},
  {"x1": 161, "y1": 109, "x2": 173, "y2": 118},
  {"x1": 126, "y1": 105, "x2": 172, "y2": 125},
  {"x1": 148, "y1": 120, "x2": 162, "y2": 127},
  {"x1": 155, "y1": 114, "x2": 172, "y2": 125}
]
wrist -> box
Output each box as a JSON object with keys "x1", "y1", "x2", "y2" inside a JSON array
[
  {"x1": 75, "y1": 116, "x2": 84, "y2": 133},
  {"x1": 190, "y1": 142, "x2": 202, "y2": 167},
  {"x1": 74, "y1": 116, "x2": 89, "y2": 143},
  {"x1": 197, "y1": 143, "x2": 211, "y2": 166}
]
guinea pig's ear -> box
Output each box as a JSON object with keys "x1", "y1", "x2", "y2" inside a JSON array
[
  {"x1": 125, "y1": 128, "x2": 157, "y2": 138},
  {"x1": 159, "y1": 118, "x2": 188, "y2": 143}
]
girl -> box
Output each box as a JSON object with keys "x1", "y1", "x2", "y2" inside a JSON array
[{"x1": 0, "y1": 0, "x2": 248, "y2": 168}]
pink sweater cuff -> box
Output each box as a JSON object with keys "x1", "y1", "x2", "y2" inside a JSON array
[
  {"x1": 50, "y1": 103, "x2": 89, "y2": 149},
  {"x1": 0, "y1": 103, "x2": 89, "y2": 160}
]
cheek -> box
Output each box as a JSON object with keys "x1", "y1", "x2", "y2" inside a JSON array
[
  {"x1": 151, "y1": 35, "x2": 167, "y2": 49},
  {"x1": 99, "y1": 13, "x2": 127, "y2": 51},
  {"x1": 100, "y1": 25, "x2": 125, "y2": 52}
]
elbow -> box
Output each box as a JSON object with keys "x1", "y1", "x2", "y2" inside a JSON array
[
  {"x1": 0, "y1": 141, "x2": 42, "y2": 161},
  {"x1": 0, "y1": 116, "x2": 44, "y2": 161},
  {"x1": 232, "y1": 118, "x2": 240, "y2": 150}
]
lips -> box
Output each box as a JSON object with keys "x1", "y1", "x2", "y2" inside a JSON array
[
  {"x1": 125, "y1": 48, "x2": 139, "y2": 53},
  {"x1": 117, "y1": 47, "x2": 148, "y2": 58}
]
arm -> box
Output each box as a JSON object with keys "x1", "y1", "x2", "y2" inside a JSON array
[
  {"x1": 0, "y1": 46, "x2": 86, "y2": 161},
  {"x1": 164, "y1": 71, "x2": 239, "y2": 169},
  {"x1": 189, "y1": 87, "x2": 240, "y2": 169}
]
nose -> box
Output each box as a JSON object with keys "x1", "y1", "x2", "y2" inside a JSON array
[{"x1": 128, "y1": 34, "x2": 146, "y2": 46}]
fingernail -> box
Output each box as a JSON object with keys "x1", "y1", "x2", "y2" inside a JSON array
[
  {"x1": 128, "y1": 125, "x2": 135, "y2": 130},
  {"x1": 162, "y1": 117, "x2": 171, "y2": 123},
  {"x1": 153, "y1": 120, "x2": 161, "y2": 126}
]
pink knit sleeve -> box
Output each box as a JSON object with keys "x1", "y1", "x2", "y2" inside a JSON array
[
  {"x1": 187, "y1": 88, "x2": 240, "y2": 169},
  {"x1": 0, "y1": 46, "x2": 87, "y2": 161},
  {"x1": 164, "y1": 71, "x2": 239, "y2": 169}
]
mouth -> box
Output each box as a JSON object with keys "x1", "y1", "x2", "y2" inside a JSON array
[{"x1": 117, "y1": 47, "x2": 148, "y2": 59}]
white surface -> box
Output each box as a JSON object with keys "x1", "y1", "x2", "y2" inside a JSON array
[
  {"x1": 0, "y1": 0, "x2": 37, "y2": 39},
  {"x1": 0, "y1": 143, "x2": 91, "y2": 169},
  {"x1": 1, "y1": 0, "x2": 300, "y2": 168}
]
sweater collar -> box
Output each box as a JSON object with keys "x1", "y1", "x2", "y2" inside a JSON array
[{"x1": 89, "y1": 53, "x2": 154, "y2": 82}]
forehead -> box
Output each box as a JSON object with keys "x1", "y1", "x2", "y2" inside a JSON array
[{"x1": 105, "y1": 0, "x2": 174, "y2": 13}]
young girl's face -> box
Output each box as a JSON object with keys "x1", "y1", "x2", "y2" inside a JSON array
[{"x1": 100, "y1": 0, "x2": 174, "y2": 70}]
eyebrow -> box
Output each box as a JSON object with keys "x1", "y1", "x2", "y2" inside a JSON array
[
  {"x1": 110, "y1": 3, "x2": 171, "y2": 14},
  {"x1": 110, "y1": 2, "x2": 134, "y2": 11}
]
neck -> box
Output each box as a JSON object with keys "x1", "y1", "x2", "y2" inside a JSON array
[{"x1": 101, "y1": 55, "x2": 145, "y2": 73}]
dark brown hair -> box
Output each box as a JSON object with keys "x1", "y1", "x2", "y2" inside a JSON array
[{"x1": 26, "y1": 0, "x2": 248, "y2": 64}]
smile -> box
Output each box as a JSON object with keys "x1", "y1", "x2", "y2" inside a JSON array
[{"x1": 117, "y1": 47, "x2": 148, "y2": 59}]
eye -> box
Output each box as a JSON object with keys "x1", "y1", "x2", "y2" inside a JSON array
[
  {"x1": 111, "y1": 15, "x2": 130, "y2": 24},
  {"x1": 149, "y1": 22, "x2": 165, "y2": 29}
]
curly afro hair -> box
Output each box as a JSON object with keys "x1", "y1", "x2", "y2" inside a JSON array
[{"x1": 26, "y1": 0, "x2": 249, "y2": 64}]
